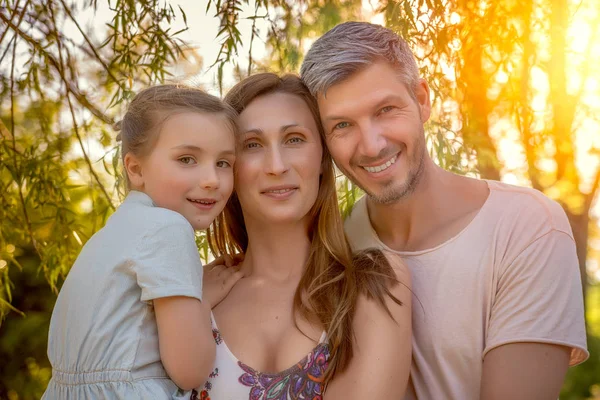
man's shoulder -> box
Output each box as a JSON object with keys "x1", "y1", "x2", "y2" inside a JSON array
[
  {"x1": 343, "y1": 196, "x2": 379, "y2": 251},
  {"x1": 485, "y1": 180, "x2": 572, "y2": 236}
]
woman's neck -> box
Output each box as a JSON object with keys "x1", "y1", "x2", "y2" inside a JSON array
[{"x1": 242, "y1": 218, "x2": 311, "y2": 284}]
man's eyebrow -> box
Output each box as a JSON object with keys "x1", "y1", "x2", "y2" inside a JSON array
[
  {"x1": 322, "y1": 94, "x2": 406, "y2": 122},
  {"x1": 374, "y1": 94, "x2": 405, "y2": 109},
  {"x1": 322, "y1": 114, "x2": 347, "y2": 122}
]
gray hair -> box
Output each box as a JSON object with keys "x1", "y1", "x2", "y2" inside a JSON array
[{"x1": 300, "y1": 21, "x2": 420, "y2": 99}]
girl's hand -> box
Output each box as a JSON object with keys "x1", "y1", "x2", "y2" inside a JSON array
[
  {"x1": 202, "y1": 263, "x2": 244, "y2": 309},
  {"x1": 206, "y1": 253, "x2": 245, "y2": 269}
]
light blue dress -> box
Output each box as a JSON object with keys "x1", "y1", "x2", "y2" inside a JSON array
[{"x1": 43, "y1": 191, "x2": 204, "y2": 399}]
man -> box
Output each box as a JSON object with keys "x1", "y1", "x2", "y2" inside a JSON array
[{"x1": 300, "y1": 21, "x2": 588, "y2": 400}]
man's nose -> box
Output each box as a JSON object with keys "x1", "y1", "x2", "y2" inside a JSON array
[{"x1": 358, "y1": 122, "x2": 386, "y2": 158}]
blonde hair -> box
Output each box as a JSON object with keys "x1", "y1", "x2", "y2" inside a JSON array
[
  {"x1": 208, "y1": 73, "x2": 401, "y2": 383},
  {"x1": 116, "y1": 84, "x2": 237, "y2": 189}
]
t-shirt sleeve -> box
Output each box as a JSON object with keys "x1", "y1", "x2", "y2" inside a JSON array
[
  {"x1": 134, "y1": 217, "x2": 204, "y2": 303},
  {"x1": 484, "y1": 229, "x2": 589, "y2": 366}
]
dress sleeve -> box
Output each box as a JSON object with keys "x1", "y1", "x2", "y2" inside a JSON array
[
  {"x1": 484, "y1": 229, "x2": 589, "y2": 365},
  {"x1": 133, "y1": 216, "x2": 204, "y2": 303}
]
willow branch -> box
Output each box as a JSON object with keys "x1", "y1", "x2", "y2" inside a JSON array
[
  {"x1": 246, "y1": 6, "x2": 260, "y2": 77},
  {"x1": 0, "y1": 0, "x2": 22, "y2": 49},
  {"x1": 0, "y1": 10, "x2": 114, "y2": 125},
  {"x1": 48, "y1": 2, "x2": 116, "y2": 211},
  {"x1": 58, "y1": 0, "x2": 124, "y2": 89},
  {"x1": 10, "y1": 34, "x2": 40, "y2": 255}
]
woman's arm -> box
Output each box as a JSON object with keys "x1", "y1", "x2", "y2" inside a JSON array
[
  {"x1": 325, "y1": 257, "x2": 412, "y2": 399},
  {"x1": 154, "y1": 297, "x2": 215, "y2": 390}
]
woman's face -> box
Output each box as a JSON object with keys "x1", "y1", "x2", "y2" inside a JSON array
[{"x1": 234, "y1": 92, "x2": 323, "y2": 226}]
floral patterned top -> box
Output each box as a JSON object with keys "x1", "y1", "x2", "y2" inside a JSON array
[{"x1": 188, "y1": 315, "x2": 329, "y2": 400}]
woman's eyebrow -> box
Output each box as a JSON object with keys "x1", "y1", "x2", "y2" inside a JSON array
[
  {"x1": 242, "y1": 128, "x2": 263, "y2": 135},
  {"x1": 281, "y1": 123, "x2": 300, "y2": 132}
]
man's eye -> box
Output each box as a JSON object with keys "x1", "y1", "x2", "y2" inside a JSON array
[
  {"x1": 380, "y1": 106, "x2": 394, "y2": 114},
  {"x1": 179, "y1": 156, "x2": 196, "y2": 165},
  {"x1": 216, "y1": 160, "x2": 232, "y2": 168},
  {"x1": 334, "y1": 122, "x2": 350, "y2": 130}
]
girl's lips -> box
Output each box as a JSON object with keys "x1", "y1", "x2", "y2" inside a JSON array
[{"x1": 188, "y1": 198, "x2": 217, "y2": 210}]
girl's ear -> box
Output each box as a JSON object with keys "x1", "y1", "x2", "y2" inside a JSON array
[{"x1": 124, "y1": 152, "x2": 144, "y2": 189}]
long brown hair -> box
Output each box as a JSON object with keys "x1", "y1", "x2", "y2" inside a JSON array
[{"x1": 207, "y1": 73, "x2": 400, "y2": 382}]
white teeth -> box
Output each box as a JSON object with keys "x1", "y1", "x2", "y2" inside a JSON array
[
  {"x1": 362, "y1": 155, "x2": 398, "y2": 173},
  {"x1": 190, "y1": 199, "x2": 214, "y2": 204},
  {"x1": 266, "y1": 188, "x2": 295, "y2": 194}
]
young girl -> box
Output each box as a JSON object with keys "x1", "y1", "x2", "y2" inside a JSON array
[{"x1": 43, "y1": 84, "x2": 242, "y2": 399}]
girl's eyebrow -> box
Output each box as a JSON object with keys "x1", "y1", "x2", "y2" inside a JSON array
[
  {"x1": 171, "y1": 144, "x2": 203, "y2": 151},
  {"x1": 220, "y1": 149, "x2": 235, "y2": 157},
  {"x1": 171, "y1": 144, "x2": 235, "y2": 156}
]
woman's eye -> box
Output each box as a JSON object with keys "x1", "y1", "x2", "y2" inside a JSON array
[
  {"x1": 380, "y1": 106, "x2": 394, "y2": 114},
  {"x1": 287, "y1": 136, "x2": 304, "y2": 144},
  {"x1": 216, "y1": 160, "x2": 232, "y2": 168},
  {"x1": 179, "y1": 156, "x2": 196, "y2": 165},
  {"x1": 334, "y1": 121, "x2": 350, "y2": 130},
  {"x1": 244, "y1": 141, "x2": 261, "y2": 150}
]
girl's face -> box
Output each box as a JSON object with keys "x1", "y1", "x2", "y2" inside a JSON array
[
  {"x1": 234, "y1": 92, "x2": 323, "y2": 226},
  {"x1": 127, "y1": 112, "x2": 235, "y2": 230}
]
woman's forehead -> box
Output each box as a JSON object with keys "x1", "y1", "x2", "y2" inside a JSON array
[{"x1": 238, "y1": 92, "x2": 318, "y2": 130}]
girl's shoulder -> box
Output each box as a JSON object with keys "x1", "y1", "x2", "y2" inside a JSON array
[{"x1": 118, "y1": 191, "x2": 193, "y2": 233}]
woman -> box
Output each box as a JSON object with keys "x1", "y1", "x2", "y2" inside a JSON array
[{"x1": 198, "y1": 73, "x2": 412, "y2": 399}]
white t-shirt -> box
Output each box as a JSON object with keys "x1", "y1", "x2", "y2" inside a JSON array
[{"x1": 344, "y1": 180, "x2": 589, "y2": 400}]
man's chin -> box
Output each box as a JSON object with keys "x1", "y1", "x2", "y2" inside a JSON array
[{"x1": 364, "y1": 182, "x2": 413, "y2": 205}]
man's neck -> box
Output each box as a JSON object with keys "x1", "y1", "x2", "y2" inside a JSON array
[{"x1": 367, "y1": 160, "x2": 487, "y2": 252}]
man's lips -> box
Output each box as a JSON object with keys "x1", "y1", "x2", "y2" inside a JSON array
[{"x1": 360, "y1": 152, "x2": 399, "y2": 173}]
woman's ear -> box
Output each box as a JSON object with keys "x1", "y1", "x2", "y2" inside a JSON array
[{"x1": 124, "y1": 152, "x2": 144, "y2": 189}]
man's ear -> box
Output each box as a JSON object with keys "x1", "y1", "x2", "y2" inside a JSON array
[
  {"x1": 415, "y1": 78, "x2": 432, "y2": 123},
  {"x1": 124, "y1": 152, "x2": 144, "y2": 189}
]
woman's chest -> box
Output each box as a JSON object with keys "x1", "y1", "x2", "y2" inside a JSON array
[{"x1": 212, "y1": 289, "x2": 323, "y2": 374}]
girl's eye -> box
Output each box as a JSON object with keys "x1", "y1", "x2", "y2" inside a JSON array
[
  {"x1": 216, "y1": 160, "x2": 232, "y2": 168},
  {"x1": 334, "y1": 121, "x2": 350, "y2": 130},
  {"x1": 179, "y1": 156, "x2": 196, "y2": 165}
]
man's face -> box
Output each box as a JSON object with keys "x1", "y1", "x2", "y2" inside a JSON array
[{"x1": 317, "y1": 60, "x2": 431, "y2": 204}]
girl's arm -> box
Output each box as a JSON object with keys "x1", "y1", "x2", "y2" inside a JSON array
[
  {"x1": 325, "y1": 257, "x2": 412, "y2": 399},
  {"x1": 154, "y1": 297, "x2": 215, "y2": 391}
]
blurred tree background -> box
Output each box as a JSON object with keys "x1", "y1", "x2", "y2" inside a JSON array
[{"x1": 1, "y1": 0, "x2": 599, "y2": 398}]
